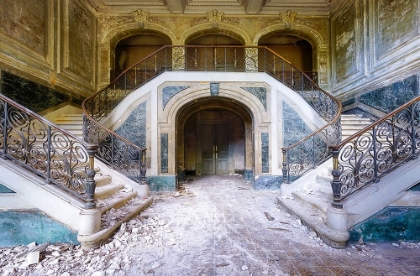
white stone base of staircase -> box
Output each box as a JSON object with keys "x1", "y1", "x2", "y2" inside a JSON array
[
  {"x1": 0, "y1": 157, "x2": 154, "y2": 248},
  {"x1": 278, "y1": 156, "x2": 420, "y2": 248},
  {"x1": 0, "y1": 158, "x2": 84, "y2": 230}
]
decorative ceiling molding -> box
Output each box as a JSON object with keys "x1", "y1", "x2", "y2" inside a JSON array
[{"x1": 88, "y1": 0, "x2": 333, "y2": 15}]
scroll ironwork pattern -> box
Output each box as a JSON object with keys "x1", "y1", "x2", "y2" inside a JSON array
[
  {"x1": 0, "y1": 95, "x2": 97, "y2": 207},
  {"x1": 330, "y1": 97, "x2": 420, "y2": 207}
]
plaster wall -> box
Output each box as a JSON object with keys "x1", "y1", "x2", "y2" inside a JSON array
[
  {"x1": 331, "y1": 0, "x2": 420, "y2": 102},
  {"x1": 0, "y1": 0, "x2": 97, "y2": 100}
]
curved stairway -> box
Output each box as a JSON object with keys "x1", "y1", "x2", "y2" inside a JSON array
[{"x1": 278, "y1": 113, "x2": 420, "y2": 248}]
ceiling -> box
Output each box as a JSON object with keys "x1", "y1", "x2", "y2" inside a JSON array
[{"x1": 89, "y1": 0, "x2": 334, "y2": 15}]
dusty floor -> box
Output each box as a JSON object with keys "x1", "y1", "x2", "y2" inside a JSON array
[{"x1": 1, "y1": 175, "x2": 420, "y2": 276}]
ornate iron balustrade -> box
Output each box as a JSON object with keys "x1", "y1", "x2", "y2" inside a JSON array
[
  {"x1": 0, "y1": 94, "x2": 98, "y2": 209},
  {"x1": 82, "y1": 45, "x2": 338, "y2": 184},
  {"x1": 259, "y1": 46, "x2": 342, "y2": 182},
  {"x1": 329, "y1": 96, "x2": 420, "y2": 208}
]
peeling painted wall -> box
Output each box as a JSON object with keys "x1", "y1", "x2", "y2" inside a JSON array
[
  {"x1": 0, "y1": 0, "x2": 97, "y2": 99},
  {"x1": 331, "y1": 0, "x2": 420, "y2": 104}
]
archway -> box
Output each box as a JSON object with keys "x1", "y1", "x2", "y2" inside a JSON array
[
  {"x1": 176, "y1": 98, "x2": 253, "y2": 178},
  {"x1": 112, "y1": 32, "x2": 172, "y2": 79},
  {"x1": 259, "y1": 34, "x2": 313, "y2": 72},
  {"x1": 259, "y1": 33, "x2": 315, "y2": 81}
]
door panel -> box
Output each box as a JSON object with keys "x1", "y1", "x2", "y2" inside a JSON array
[
  {"x1": 200, "y1": 123, "x2": 230, "y2": 175},
  {"x1": 215, "y1": 124, "x2": 229, "y2": 174},
  {"x1": 201, "y1": 124, "x2": 215, "y2": 174}
]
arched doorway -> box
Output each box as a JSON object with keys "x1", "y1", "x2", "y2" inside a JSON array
[
  {"x1": 176, "y1": 98, "x2": 253, "y2": 177},
  {"x1": 113, "y1": 33, "x2": 171, "y2": 78},
  {"x1": 259, "y1": 34, "x2": 316, "y2": 82}
]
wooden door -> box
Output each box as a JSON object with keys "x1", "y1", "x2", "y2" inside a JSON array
[{"x1": 201, "y1": 124, "x2": 229, "y2": 175}]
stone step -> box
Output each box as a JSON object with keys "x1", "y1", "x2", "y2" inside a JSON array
[
  {"x1": 341, "y1": 124, "x2": 372, "y2": 130},
  {"x1": 54, "y1": 114, "x2": 84, "y2": 139},
  {"x1": 95, "y1": 183, "x2": 125, "y2": 200},
  {"x1": 98, "y1": 190, "x2": 138, "y2": 213},
  {"x1": 292, "y1": 191, "x2": 329, "y2": 216},
  {"x1": 276, "y1": 195, "x2": 349, "y2": 248},
  {"x1": 95, "y1": 174, "x2": 113, "y2": 187},
  {"x1": 78, "y1": 197, "x2": 153, "y2": 248}
]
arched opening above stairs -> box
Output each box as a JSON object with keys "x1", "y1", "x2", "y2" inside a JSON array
[
  {"x1": 113, "y1": 32, "x2": 172, "y2": 80},
  {"x1": 259, "y1": 34, "x2": 315, "y2": 82}
]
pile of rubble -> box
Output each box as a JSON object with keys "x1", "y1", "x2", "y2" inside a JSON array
[{"x1": 0, "y1": 211, "x2": 169, "y2": 276}]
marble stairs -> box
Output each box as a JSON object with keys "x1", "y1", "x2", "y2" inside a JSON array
[
  {"x1": 55, "y1": 114, "x2": 84, "y2": 139},
  {"x1": 53, "y1": 112, "x2": 153, "y2": 248},
  {"x1": 278, "y1": 113, "x2": 420, "y2": 248},
  {"x1": 277, "y1": 113, "x2": 376, "y2": 248},
  {"x1": 78, "y1": 160, "x2": 152, "y2": 248},
  {"x1": 340, "y1": 113, "x2": 373, "y2": 141}
]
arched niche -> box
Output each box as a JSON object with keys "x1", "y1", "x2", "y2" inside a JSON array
[
  {"x1": 259, "y1": 34, "x2": 313, "y2": 73},
  {"x1": 254, "y1": 24, "x2": 329, "y2": 87},
  {"x1": 111, "y1": 31, "x2": 172, "y2": 79}
]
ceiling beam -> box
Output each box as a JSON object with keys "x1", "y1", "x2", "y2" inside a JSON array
[
  {"x1": 165, "y1": 0, "x2": 187, "y2": 13},
  {"x1": 245, "y1": 0, "x2": 264, "y2": 14}
]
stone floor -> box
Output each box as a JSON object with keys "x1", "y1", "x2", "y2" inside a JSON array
[{"x1": 1, "y1": 175, "x2": 420, "y2": 275}]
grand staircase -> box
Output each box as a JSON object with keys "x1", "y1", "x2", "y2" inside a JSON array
[
  {"x1": 0, "y1": 146, "x2": 152, "y2": 248},
  {"x1": 278, "y1": 113, "x2": 420, "y2": 248},
  {"x1": 79, "y1": 160, "x2": 152, "y2": 248},
  {"x1": 54, "y1": 112, "x2": 153, "y2": 246}
]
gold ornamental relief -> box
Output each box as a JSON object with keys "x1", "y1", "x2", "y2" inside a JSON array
[
  {"x1": 268, "y1": 10, "x2": 309, "y2": 28},
  {"x1": 131, "y1": 9, "x2": 162, "y2": 24},
  {"x1": 98, "y1": 9, "x2": 162, "y2": 33},
  {"x1": 193, "y1": 10, "x2": 239, "y2": 27}
]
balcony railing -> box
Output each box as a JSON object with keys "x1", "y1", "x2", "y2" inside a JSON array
[
  {"x1": 0, "y1": 94, "x2": 98, "y2": 209},
  {"x1": 329, "y1": 96, "x2": 420, "y2": 208},
  {"x1": 83, "y1": 45, "x2": 340, "y2": 183}
]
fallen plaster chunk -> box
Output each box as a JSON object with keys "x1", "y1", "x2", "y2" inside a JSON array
[{"x1": 26, "y1": 251, "x2": 40, "y2": 265}]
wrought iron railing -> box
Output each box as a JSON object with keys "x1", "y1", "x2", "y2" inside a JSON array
[
  {"x1": 0, "y1": 94, "x2": 98, "y2": 209},
  {"x1": 329, "y1": 96, "x2": 420, "y2": 208},
  {"x1": 82, "y1": 45, "x2": 339, "y2": 183}
]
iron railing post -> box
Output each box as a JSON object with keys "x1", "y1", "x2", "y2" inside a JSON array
[
  {"x1": 330, "y1": 148, "x2": 343, "y2": 208},
  {"x1": 411, "y1": 104, "x2": 418, "y2": 159},
  {"x1": 141, "y1": 149, "x2": 147, "y2": 184},
  {"x1": 282, "y1": 149, "x2": 289, "y2": 184},
  {"x1": 85, "y1": 144, "x2": 98, "y2": 209},
  {"x1": 312, "y1": 136, "x2": 316, "y2": 169},
  {"x1": 47, "y1": 125, "x2": 51, "y2": 183},
  {"x1": 282, "y1": 59, "x2": 285, "y2": 82},
  {"x1": 372, "y1": 126, "x2": 379, "y2": 182},
  {"x1": 2, "y1": 101, "x2": 7, "y2": 157}
]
